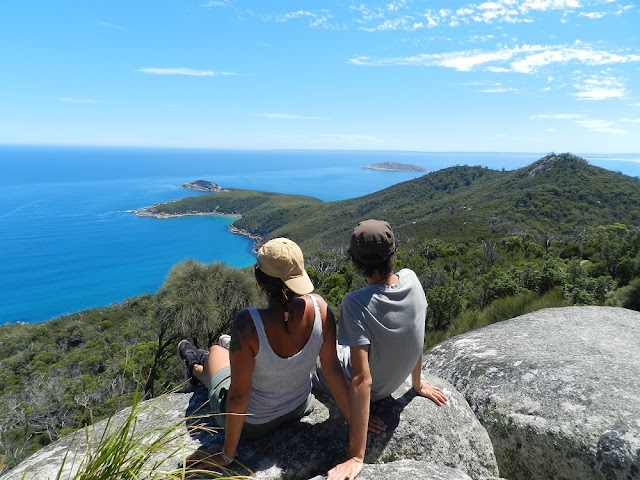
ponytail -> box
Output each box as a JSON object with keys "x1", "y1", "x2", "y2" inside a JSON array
[{"x1": 255, "y1": 266, "x2": 295, "y2": 331}]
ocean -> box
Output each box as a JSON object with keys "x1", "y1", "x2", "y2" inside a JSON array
[{"x1": 1, "y1": 146, "x2": 639, "y2": 324}]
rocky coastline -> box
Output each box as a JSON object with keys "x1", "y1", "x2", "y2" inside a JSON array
[{"x1": 134, "y1": 208, "x2": 238, "y2": 220}]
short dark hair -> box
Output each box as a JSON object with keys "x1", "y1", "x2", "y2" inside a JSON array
[{"x1": 350, "y1": 253, "x2": 394, "y2": 278}]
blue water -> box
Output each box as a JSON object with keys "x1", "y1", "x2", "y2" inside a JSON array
[{"x1": 1, "y1": 146, "x2": 639, "y2": 324}]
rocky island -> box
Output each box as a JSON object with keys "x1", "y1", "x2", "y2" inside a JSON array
[
  {"x1": 363, "y1": 161, "x2": 428, "y2": 172},
  {"x1": 180, "y1": 180, "x2": 227, "y2": 192}
]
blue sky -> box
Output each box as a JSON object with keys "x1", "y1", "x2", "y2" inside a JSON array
[{"x1": 1, "y1": 0, "x2": 638, "y2": 152}]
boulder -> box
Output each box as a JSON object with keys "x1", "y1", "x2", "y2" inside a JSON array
[
  {"x1": 1, "y1": 393, "x2": 197, "y2": 480},
  {"x1": 3, "y1": 375, "x2": 500, "y2": 480},
  {"x1": 423, "y1": 306, "x2": 640, "y2": 480},
  {"x1": 310, "y1": 459, "x2": 476, "y2": 480}
]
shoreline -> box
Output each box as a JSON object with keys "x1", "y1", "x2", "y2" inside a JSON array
[
  {"x1": 134, "y1": 207, "x2": 263, "y2": 248},
  {"x1": 134, "y1": 208, "x2": 239, "y2": 220}
]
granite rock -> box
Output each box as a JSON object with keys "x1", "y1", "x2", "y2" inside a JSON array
[
  {"x1": 3, "y1": 375, "x2": 499, "y2": 480},
  {"x1": 423, "y1": 306, "x2": 640, "y2": 480},
  {"x1": 309, "y1": 459, "x2": 476, "y2": 480}
]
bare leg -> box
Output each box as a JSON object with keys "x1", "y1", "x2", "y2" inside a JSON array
[{"x1": 192, "y1": 345, "x2": 230, "y2": 388}]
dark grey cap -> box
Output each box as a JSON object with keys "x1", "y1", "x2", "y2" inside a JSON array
[{"x1": 349, "y1": 219, "x2": 395, "y2": 264}]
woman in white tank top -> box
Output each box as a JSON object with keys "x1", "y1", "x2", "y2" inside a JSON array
[{"x1": 177, "y1": 238, "x2": 352, "y2": 470}]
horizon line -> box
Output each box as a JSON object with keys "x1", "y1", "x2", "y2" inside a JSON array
[{"x1": 0, "y1": 143, "x2": 638, "y2": 156}]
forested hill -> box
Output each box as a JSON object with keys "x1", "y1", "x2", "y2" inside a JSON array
[{"x1": 146, "y1": 153, "x2": 640, "y2": 249}]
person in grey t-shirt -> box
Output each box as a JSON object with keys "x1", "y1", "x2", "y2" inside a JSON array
[{"x1": 325, "y1": 219, "x2": 448, "y2": 480}]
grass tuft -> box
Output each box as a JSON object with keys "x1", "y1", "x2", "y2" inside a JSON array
[{"x1": 45, "y1": 388, "x2": 252, "y2": 480}]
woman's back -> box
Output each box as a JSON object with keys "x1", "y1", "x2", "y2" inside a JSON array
[
  {"x1": 259, "y1": 295, "x2": 316, "y2": 358},
  {"x1": 245, "y1": 294, "x2": 323, "y2": 424}
]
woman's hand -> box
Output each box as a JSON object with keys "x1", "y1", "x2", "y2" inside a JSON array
[{"x1": 186, "y1": 445, "x2": 233, "y2": 470}]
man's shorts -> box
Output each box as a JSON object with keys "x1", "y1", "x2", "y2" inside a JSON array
[
  {"x1": 311, "y1": 344, "x2": 352, "y2": 395},
  {"x1": 208, "y1": 366, "x2": 315, "y2": 439}
]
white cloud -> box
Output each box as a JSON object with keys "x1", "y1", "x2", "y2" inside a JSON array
[
  {"x1": 349, "y1": 44, "x2": 640, "y2": 74},
  {"x1": 350, "y1": 48, "x2": 518, "y2": 71},
  {"x1": 519, "y1": 0, "x2": 580, "y2": 12},
  {"x1": 573, "y1": 87, "x2": 625, "y2": 99},
  {"x1": 259, "y1": 113, "x2": 329, "y2": 120},
  {"x1": 420, "y1": 0, "x2": 584, "y2": 26},
  {"x1": 621, "y1": 118, "x2": 640, "y2": 123},
  {"x1": 530, "y1": 113, "x2": 584, "y2": 119},
  {"x1": 279, "y1": 10, "x2": 315, "y2": 21},
  {"x1": 387, "y1": 0, "x2": 408, "y2": 13},
  {"x1": 58, "y1": 97, "x2": 99, "y2": 103},
  {"x1": 580, "y1": 11, "x2": 607, "y2": 18},
  {"x1": 511, "y1": 45, "x2": 640, "y2": 74},
  {"x1": 362, "y1": 15, "x2": 418, "y2": 31},
  {"x1": 574, "y1": 119, "x2": 627, "y2": 134},
  {"x1": 572, "y1": 73, "x2": 627, "y2": 100},
  {"x1": 200, "y1": 1, "x2": 230, "y2": 7},
  {"x1": 478, "y1": 87, "x2": 519, "y2": 92},
  {"x1": 138, "y1": 68, "x2": 235, "y2": 76},
  {"x1": 275, "y1": 9, "x2": 335, "y2": 28}
]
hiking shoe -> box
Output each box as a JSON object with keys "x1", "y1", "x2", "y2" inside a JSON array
[
  {"x1": 218, "y1": 334, "x2": 231, "y2": 350},
  {"x1": 178, "y1": 339, "x2": 202, "y2": 385},
  {"x1": 195, "y1": 348, "x2": 209, "y2": 366}
]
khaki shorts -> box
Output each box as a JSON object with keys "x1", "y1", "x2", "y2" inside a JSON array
[{"x1": 208, "y1": 366, "x2": 315, "y2": 439}]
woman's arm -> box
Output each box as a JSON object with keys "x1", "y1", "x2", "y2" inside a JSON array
[
  {"x1": 222, "y1": 310, "x2": 257, "y2": 461},
  {"x1": 315, "y1": 296, "x2": 351, "y2": 422}
]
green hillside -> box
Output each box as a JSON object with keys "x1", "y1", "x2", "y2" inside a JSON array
[
  {"x1": 146, "y1": 153, "x2": 640, "y2": 249},
  {"x1": 4, "y1": 153, "x2": 640, "y2": 473},
  {"x1": 143, "y1": 189, "x2": 324, "y2": 238}
]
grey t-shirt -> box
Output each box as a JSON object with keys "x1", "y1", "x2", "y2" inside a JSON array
[{"x1": 338, "y1": 268, "x2": 427, "y2": 401}]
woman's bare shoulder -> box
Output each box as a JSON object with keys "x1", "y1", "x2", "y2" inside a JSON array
[{"x1": 230, "y1": 308, "x2": 257, "y2": 354}]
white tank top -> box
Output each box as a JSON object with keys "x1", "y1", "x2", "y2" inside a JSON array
[{"x1": 245, "y1": 295, "x2": 323, "y2": 424}]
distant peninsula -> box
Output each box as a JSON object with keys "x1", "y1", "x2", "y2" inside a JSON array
[
  {"x1": 363, "y1": 161, "x2": 428, "y2": 172},
  {"x1": 180, "y1": 180, "x2": 228, "y2": 192}
]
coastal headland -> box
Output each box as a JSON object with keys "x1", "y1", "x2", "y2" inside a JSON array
[
  {"x1": 135, "y1": 202, "x2": 262, "y2": 243},
  {"x1": 135, "y1": 185, "x2": 324, "y2": 246}
]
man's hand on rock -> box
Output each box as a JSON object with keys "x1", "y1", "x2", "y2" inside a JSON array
[
  {"x1": 415, "y1": 380, "x2": 448, "y2": 406},
  {"x1": 368, "y1": 413, "x2": 386, "y2": 434},
  {"x1": 327, "y1": 457, "x2": 364, "y2": 480}
]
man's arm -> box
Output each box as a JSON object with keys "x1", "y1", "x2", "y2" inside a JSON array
[
  {"x1": 411, "y1": 352, "x2": 447, "y2": 406},
  {"x1": 327, "y1": 344, "x2": 371, "y2": 480}
]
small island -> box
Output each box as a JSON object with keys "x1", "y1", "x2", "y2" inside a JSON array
[
  {"x1": 180, "y1": 180, "x2": 228, "y2": 192},
  {"x1": 363, "y1": 161, "x2": 428, "y2": 172}
]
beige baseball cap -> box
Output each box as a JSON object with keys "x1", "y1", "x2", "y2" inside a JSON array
[{"x1": 256, "y1": 238, "x2": 314, "y2": 295}]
